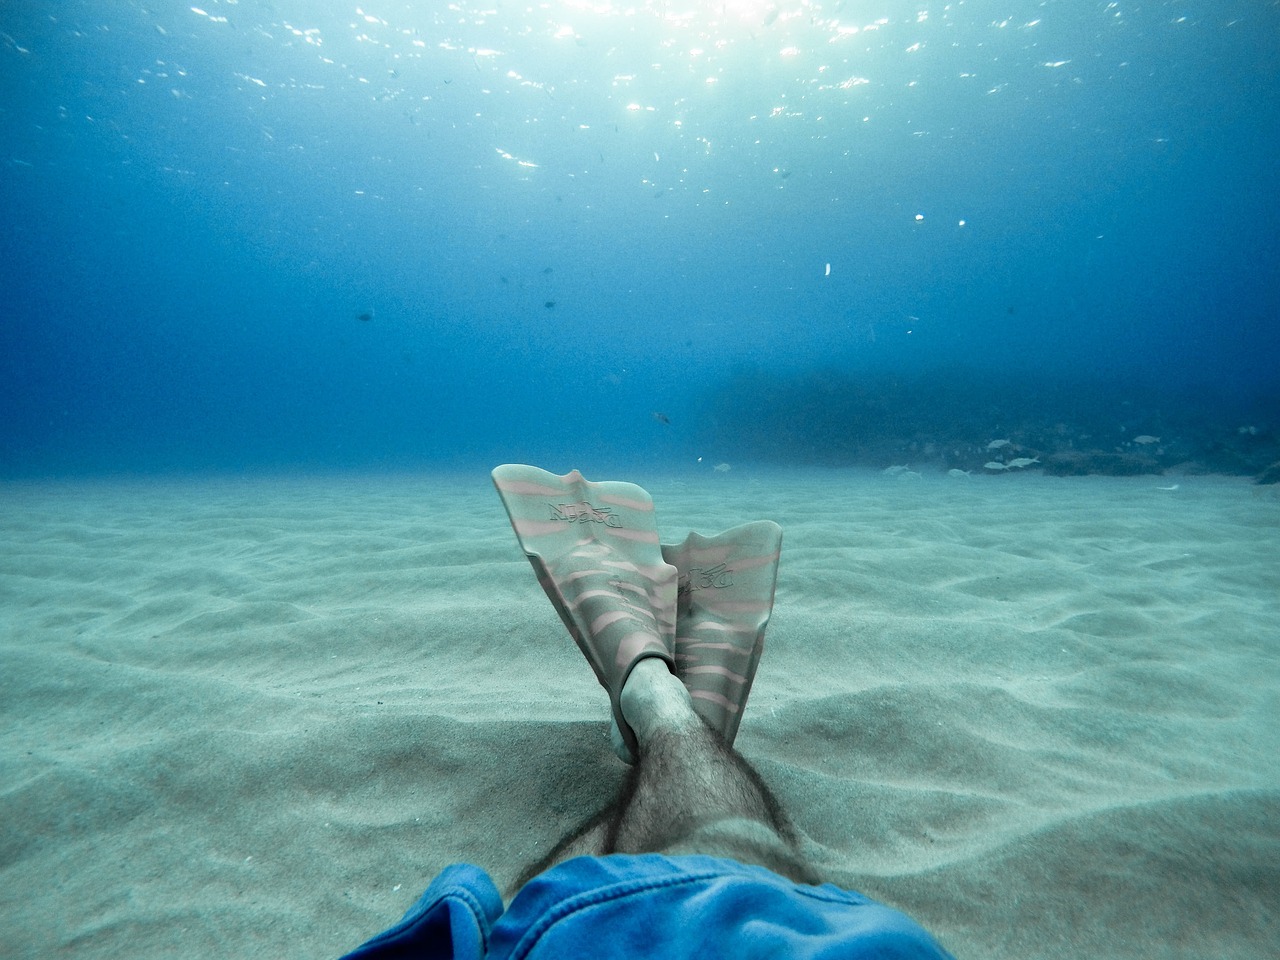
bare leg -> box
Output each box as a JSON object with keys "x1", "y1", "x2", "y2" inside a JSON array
[
  {"x1": 608, "y1": 659, "x2": 817, "y2": 882},
  {"x1": 518, "y1": 659, "x2": 817, "y2": 888}
]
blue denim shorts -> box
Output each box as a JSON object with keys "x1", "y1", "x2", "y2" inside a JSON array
[{"x1": 340, "y1": 853, "x2": 953, "y2": 960}]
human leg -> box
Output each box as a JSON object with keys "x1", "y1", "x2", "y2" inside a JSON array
[
  {"x1": 520, "y1": 659, "x2": 817, "y2": 887},
  {"x1": 607, "y1": 659, "x2": 817, "y2": 883}
]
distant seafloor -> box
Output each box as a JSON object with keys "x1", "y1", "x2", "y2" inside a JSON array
[{"x1": 2, "y1": 467, "x2": 1277, "y2": 959}]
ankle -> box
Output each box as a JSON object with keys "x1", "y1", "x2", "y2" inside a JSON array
[{"x1": 620, "y1": 657, "x2": 697, "y2": 747}]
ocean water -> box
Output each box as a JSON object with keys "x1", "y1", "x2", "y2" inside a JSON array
[{"x1": 2, "y1": 0, "x2": 1277, "y2": 478}]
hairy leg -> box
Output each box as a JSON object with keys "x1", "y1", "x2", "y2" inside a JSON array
[
  {"x1": 608, "y1": 659, "x2": 817, "y2": 883},
  {"x1": 521, "y1": 659, "x2": 817, "y2": 887}
]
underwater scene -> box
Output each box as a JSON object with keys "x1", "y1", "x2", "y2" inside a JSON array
[{"x1": 2, "y1": 3, "x2": 1278, "y2": 958}]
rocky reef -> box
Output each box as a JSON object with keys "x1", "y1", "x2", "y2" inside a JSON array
[{"x1": 699, "y1": 368, "x2": 1279, "y2": 481}]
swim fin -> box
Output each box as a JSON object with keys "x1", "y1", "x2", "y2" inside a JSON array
[
  {"x1": 491, "y1": 464, "x2": 678, "y2": 760},
  {"x1": 662, "y1": 521, "x2": 783, "y2": 748}
]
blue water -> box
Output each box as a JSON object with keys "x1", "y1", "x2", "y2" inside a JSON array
[{"x1": 3, "y1": 1, "x2": 1278, "y2": 476}]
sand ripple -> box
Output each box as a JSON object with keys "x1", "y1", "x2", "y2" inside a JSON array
[{"x1": 2, "y1": 472, "x2": 1277, "y2": 958}]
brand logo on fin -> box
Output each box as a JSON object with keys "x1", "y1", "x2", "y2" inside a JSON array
[
  {"x1": 682, "y1": 563, "x2": 733, "y2": 591},
  {"x1": 549, "y1": 500, "x2": 623, "y2": 527}
]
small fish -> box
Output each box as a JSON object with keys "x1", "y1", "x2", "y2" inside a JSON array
[
  {"x1": 984, "y1": 461, "x2": 1009, "y2": 470},
  {"x1": 714, "y1": 463, "x2": 732, "y2": 473},
  {"x1": 652, "y1": 412, "x2": 671, "y2": 425},
  {"x1": 357, "y1": 309, "x2": 375, "y2": 322},
  {"x1": 947, "y1": 468, "x2": 972, "y2": 478},
  {"x1": 1133, "y1": 435, "x2": 1160, "y2": 444},
  {"x1": 1006, "y1": 457, "x2": 1041, "y2": 469},
  {"x1": 986, "y1": 439, "x2": 1012, "y2": 450},
  {"x1": 544, "y1": 300, "x2": 556, "y2": 309}
]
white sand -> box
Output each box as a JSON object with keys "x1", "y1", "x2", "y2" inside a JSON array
[{"x1": 2, "y1": 468, "x2": 1277, "y2": 958}]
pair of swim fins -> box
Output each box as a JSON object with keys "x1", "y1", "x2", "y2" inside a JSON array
[{"x1": 491, "y1": 464, "x2": 782, "y2": 761}]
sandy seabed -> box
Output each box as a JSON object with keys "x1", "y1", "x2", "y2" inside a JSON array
[{"x1": 2, "y1": 466, "x2": 1278, "y2": 959}]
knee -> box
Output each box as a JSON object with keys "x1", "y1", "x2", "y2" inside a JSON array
[{"x1": 658, "y1": 817, "x2": 822, "y2": 886}]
